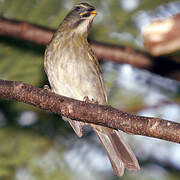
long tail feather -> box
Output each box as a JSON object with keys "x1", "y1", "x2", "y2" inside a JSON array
[
  {"x1": 94, "y1": 127, "x2": 140, "y2": 176},
  {"x1": 63, "y1": 117, "x2": 84, "y2": 137}
]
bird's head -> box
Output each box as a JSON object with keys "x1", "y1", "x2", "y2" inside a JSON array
[{"x1": 62, "y1": 3, "x2": 97, "y2": 35}]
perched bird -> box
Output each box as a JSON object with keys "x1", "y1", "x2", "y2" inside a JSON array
[{"x1": 44, "y1": 2, "x2": 140, "y2": 176}]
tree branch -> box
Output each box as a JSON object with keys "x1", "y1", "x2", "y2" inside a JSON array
[
  {"x1": 0, "y1": 17, "x2": 180, "y2": 80},
  {"x1": 0, "y1": 79, "x2": 179, "y2": 143}
]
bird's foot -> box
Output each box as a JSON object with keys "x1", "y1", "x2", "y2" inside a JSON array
[
  {"x1": 43, "y1": 85, "x2": 51, "y2": 92},
  {"x1": 83, "y1": 96, "x2": 98, "y2": 104}
]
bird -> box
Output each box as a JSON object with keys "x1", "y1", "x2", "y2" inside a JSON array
[{"x1": 44, "y1": 2, "x2": 140, "y2": 176}]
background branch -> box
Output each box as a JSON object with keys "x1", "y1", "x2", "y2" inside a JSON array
[
  {"x1": 0, "y1": 79, "x2": 179, "y2": 144},
  {"x1": 0, "y1": 17, "x2": 180, "y2": 80}
]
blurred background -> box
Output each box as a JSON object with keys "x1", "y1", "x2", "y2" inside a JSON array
[{"x1": 0, "y1": 0, "x2": 180, "y2": 179}]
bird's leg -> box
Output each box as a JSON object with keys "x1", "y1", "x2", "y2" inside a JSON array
[{"x1": 83, "y1": 96, "x2": 98, "y2": 104}]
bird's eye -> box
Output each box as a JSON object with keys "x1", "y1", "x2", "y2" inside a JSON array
[
  {"x1": 75, "y1": 6, "x2": 80, "y2": 11},
  {"x1": 82, "y1": 13, "x2": 90, "y2": 18}
]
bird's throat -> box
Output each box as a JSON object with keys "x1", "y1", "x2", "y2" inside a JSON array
[{"x1": 71, "y1": 19, "x2": 91, "y2": 35}]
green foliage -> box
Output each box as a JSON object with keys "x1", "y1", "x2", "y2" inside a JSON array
[
  {"x1": 0, "y1": 126, "x2": 71, "y2": 180},
  {"x1": 0, "y1": 37, "x2": 44, "y2": 85}
]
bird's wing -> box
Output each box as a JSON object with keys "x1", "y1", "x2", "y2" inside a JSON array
[
  {"x1": 87, "y1": 48, "x2": 107, "y2": 104},
  {"x1": 63, "y1": 117, "x2": 84, "y2": 137}
]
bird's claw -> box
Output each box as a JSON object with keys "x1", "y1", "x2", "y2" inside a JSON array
[
  {"x1": 43, "y1": 85, "x2": 51, "y2": 91},
  {"x1": 83, "y1": 96, "x2": 98, "y2": 104}
]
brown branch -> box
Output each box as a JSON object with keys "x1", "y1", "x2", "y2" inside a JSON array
[
  {"x1": 0, "y1": 79, "x2": 180, "y2": 143},
  {"x1": 90, "y1": 41, "x2": 152, "y2": 69},
  {"x1": 0, "y1": 17, "x2": 180, "y2": 80},
  {"x1": 0, "y1": 17, "x2": 54, "y2": 45}
]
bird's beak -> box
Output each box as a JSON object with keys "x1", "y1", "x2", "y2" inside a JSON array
[
  {"x1": 90, "y1": 10, "x2": 97, "y2": 17},
  {"x1": 80, "y1": 9, "x2": 97, "y2": 17}
]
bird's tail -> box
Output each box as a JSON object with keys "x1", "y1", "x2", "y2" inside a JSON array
[
  {"x1": 93, "y1": 126, "x2": 140, "y2": 176},
  {"x1": 63, "y1": 117, "x2": 84, "y2": 137},
  {"x1": 64, "y1": 116, "x2": 140, "y2": 176}
]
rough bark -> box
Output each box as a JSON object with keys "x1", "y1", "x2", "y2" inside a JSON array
[{"x1": 0, "y1": 79, "x2": 179, "y2": 144}]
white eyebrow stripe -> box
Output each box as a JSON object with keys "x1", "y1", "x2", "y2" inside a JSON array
[{"x1": 76, "y1": 3, "x2": 89, "y2": 9}]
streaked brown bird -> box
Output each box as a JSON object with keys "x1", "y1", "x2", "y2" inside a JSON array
[{"x1": 44, "y1": 2, "x2": 140, "y2": 176}]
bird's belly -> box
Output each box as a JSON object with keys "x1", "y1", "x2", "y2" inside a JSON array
[{"x1": 46, "y1": 55, "x2": 105, "y2": 104}]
